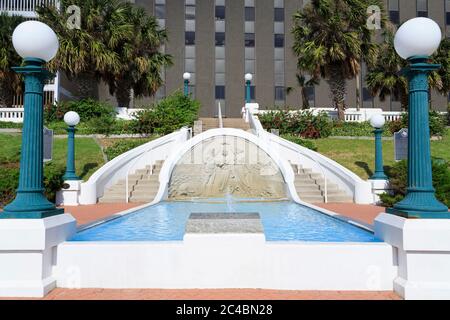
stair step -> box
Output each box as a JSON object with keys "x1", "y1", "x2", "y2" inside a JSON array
[
  {"x1": 133, "y1": 186, "x2": 160, "y2": 193},
  {"x1": 295, "y1": 185, "x2": 320, "y2": 192},
  {"x1": 299, "y1": 195, "x2": 324, "y2": 203},
  {"x1": 297, "y1": 190, "x2": 323, "y2": 197},
  {"x1": 131, "y1": 190, "x2": 159, "y2": 198}
]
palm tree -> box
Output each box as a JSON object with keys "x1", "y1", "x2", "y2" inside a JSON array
[
  {"x1": 430, "y1": 38, "x2": 450, "y2": 98},
  {"x1": 104, "y1": 6, "x2": 172, "y2": 108},
  {"x1": 367, "y1": 27, "x2": 449, "y2": 111},
  {"x1": 0, "y1": 13, "x2": 25, "y2": 107},
  {"x1": 292, "y1": 0, "x2": 386, "y2": 120},
  {"x1": 366, "y1": 23, "x2": 408, "y2": 110},
  {"x1": 286, "y1": 73, "x2": 319, "y2": 109}
]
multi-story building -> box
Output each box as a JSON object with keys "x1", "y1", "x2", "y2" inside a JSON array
[{"x1": 2, "y1": 0, "x2": 450, "y2": 116}]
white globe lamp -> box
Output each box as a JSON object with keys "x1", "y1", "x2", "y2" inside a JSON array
[
  {"x1": 64, "y1": 111, "x2": 80, "y2": 127},
  {"x1": 245, "y1": 73, "x2": 253, "y2": 82},
  {"x1": 12, "y1": 21, "x2": 59, "y2": 62},
  {"x1": 183, "y1": 72, "x2": 191, "y2": 80},
  {"x1": 394, "y1": 17, "x2": 442, "y2": 60},
  {"x1": 370, "y1": 114, "x2": 386, "y2": 129}
]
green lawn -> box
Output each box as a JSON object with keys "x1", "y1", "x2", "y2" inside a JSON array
[
  {"x1": 0, "y1": 134, "x2": 105, "y2": 180},
  {"x1": 313, "y1": 130, "x2": 450, "y2": 180}
]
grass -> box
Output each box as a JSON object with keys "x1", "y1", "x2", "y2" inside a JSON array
[
  {"x1": 0, "y1": 134, "x2": 105, "y2": 180},
  {"x1": 313, "y1": 130, "x2": 450, "y2": 180}
]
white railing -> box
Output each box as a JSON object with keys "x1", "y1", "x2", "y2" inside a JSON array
[
  {"x1": 218, "y1": 102, "x2": 223, "y2": 128},
  {"x1": 78, "y1": 127, "x2": 190, "y2": 205},
  {"x1": 245, "y1": 103, "x2": 373, "y2": 204},
  {"x1": 0, "y1": 108, "x2": 24, "y2": 123},
  {"x1": 0, "y1": 0, "x2": 59, "y2": 18},
  {"x1": 257, "y1": 108, "x2": 407, "y2": 123}
]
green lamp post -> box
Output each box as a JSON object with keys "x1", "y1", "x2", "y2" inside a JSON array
[
  {"x1": 183, "y1": 72, "x2": 191, "y2": 97},
  {"x1": 1, "y1": 21, "x2": 63, "y2": 219},
  {"x1": 387, "y1": 17, "x2": 449, "y2": 219},
  {"x1": 63, "y1": 111, "x2": 81, "y2": 181},
  {"x1": 369, "y1": 114, "x2": 388, "y2": 180},
  {"x1": 245, "y1": 73, "x2": 252, "y2": 104}
]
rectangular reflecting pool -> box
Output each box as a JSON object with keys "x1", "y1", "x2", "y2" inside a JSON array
[{"x1": 70, "y1": 201, "x2": 380, "y2": 242}]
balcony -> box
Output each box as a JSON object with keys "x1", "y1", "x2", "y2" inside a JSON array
[{"x1": 0, "y1": 0, "x2": 59, "y2": 18}]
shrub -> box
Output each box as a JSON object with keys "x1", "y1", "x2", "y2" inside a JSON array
[
  {"x1": 45, "y1": 99, "x2": 116, "y2": 123},
  {"x1": 104, "y1": 138, "x2": 155, "y2": 160},
  {"x1": 331, "y1": 121, "x2": 391, "y2": 137},
  {"x1": 259, "y1": 109, "x2": 332, "y2": 139},
  {"x1": 281, "y1": 134, "x2": 318, "y2": 151},
  {"x1": 380, "y1": 160, "x2": 450, "y2": 207},
  {"x1": 86, "y1": 115, "x2": 117, "y2": 136},
  {"x1": 0, "y1": 121, "x2": 22, "y2": 129},
  {"x1": 0, "y1": 163, "x2": 64, "y2": 207},
  {"x1": 132, "y1": 91, "x2": 200, "y2": 135},
  {"x1": 387, "y1": 111, "x2": 446, "y2": 136},
  {"x1": 43, "y1": 163, "x2": 65, "y2": 203},
  {"x1": 0, "y1": 166, "x2": 19, "y2": 207}
]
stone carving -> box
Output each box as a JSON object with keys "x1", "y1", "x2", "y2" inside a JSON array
[{"x1": 168, "y1": 136, "x2": 287, "y2": 200}]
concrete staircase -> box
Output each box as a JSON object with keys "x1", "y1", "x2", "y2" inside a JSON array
[
  {"x1": 198, "y1": 117, "x2": 250, "y2": 132},
  {"x1": 291, "y1": 163, "x2": 353, "y2": 203},
  {"x1": 99, "y1": 160, "x2": 164, "y2": 203}
]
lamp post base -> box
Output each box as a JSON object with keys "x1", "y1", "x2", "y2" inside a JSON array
[
  {"x1": 387, "y1": 189, "x2": 449, "y2": 219},
  {"x1": 0, "y1": 191, "x2": 64, "y2": 219}
]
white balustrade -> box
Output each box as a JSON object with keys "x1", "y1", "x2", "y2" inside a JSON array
[
  {"x1": 0, "y1": 0, "x2": 59, "y2": 18},
  {"x1": 0, "y1": 108, "x2": 24, "y2": 123}
]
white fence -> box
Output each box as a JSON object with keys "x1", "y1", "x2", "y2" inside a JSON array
[
  {"x1": 257, "y1": 107, "x2": 405, "y2": 123},
  {"x1": 0, "y1": 0, "x2": 59, "y2": 18}
]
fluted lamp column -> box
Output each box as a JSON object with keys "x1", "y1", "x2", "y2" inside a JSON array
[
  {"x1": 245, "y1": 73, "x2": 252, "y2": 104},
  {"x1": 1, "y1": 21, "x2": 63, "y2": 219},
  {"x1": 387, "y1": 17, "x2": 449, "y2": 219}
]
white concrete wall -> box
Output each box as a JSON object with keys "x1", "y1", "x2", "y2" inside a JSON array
[{"x1": 56, "y1": 234, "x2": 396, "y2": 291}]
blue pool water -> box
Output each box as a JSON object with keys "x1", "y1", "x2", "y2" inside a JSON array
[{"x1": 70, "y1": 201, "x2": 380, "y2": 242}]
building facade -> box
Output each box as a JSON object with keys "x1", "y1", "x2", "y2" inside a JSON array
[{"x1": 2, "y1": 0, "x2": 449, "y2": 116}]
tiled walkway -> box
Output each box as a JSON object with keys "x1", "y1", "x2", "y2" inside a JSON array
[{"x1": 42, "y1": 288, "x2": 400, "y2": 300}]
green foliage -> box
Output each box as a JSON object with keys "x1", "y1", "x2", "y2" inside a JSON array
[
  {"x1": 37, "y1": 0, "x2": 171, "y2": 104},
  {"x1": 281, "y1": 135, "x2": 318, "y2": 151},
  {"x1": 259, "y1": 110, "x2": 332, "y2": 139},
  {"x1": 45, "y1": 99, "x2": 116, "y2": 123},
  {"x1": 104, "y1": 139, "x2": 154, "y2": 160},
  {"x1": 0, "y1": 166, "x2": 19, "y2": 207},
  {"x1": 43, "y1": 164, "x2": 65, "y2": 203},
  {"x1": 0, "y1": 164, "x2": 64, "y2": 207},
  {"x1": 387, "y1": 111, "x2": 446, "y2": 136},
  {"x1": 447, "y1": 104, "x2": 450, "y2": 126},
  {"x1": 380, "y1": 160, "x2": 450, "y2": 208},
  {"x1": 132, "y1": 92, "x2": 200, "y2": 135},
  {"x1": 292, "y1": 0, "x2": 386, "y2": 119},
  {"x1": 0, "y1": 13, "x2": 25, "y2": 107},
  {"x1": 0, "y1": 121, "x2": 22, "y2": 129},
  {"x1": 331, "y1": 121, "x2": 390, "y2": 137}
]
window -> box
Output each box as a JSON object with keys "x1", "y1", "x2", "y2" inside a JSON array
[
  {"x1": 185, "y1": 31, "x2": 195, "y2": 45},
  {"x1": 245, "y1": 33, "x2": 255, "y2": 47},
  {"x1": 215, "y1": 32, "x2": 225, "y2": 46},
  {"x1": 274, "y1": 8, "x2": 284, "y2": 22},
  {"x1": 389, "y1": 0, "x2": 399, "y2": 24},
  {"x1": 185, "y1": 5, "x2": 196, "y2": 20},
  {"x1": 417, "y1": 0, "x2": 428, "y2": 17},
  {"x1": 155, "y1": 4, "x2": 165, "y2": 19},
  {"x1": 245, "y1": 7, "x2": 255, "y2": 21},
  {"x1": 274, "y1": 34, "x2": 284, "y2": 47},
  {"x1": 215, "y1": 6, "x2": 225, "y2": 20},
  {"x1": 446, "y1": 0, "x2": 450, "y2": 26},
  {"x1": 275, "y1": 86, "x2": 285, "y2": 101},
  {"x1": 215, "y1": 86, "x2": 225, "y2": 99}
]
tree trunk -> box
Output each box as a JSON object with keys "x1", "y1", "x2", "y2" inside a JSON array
[
  {"x1": 0, "y1": 81, "x2": 15, "y2": 108},
  {"x1": 301, "y1": 88, "x2": 310, "y2": 109},
  {"x1": 400, "y1": 91, "x2": 408, "y2": 111},
  {"x1": 356, "y1": 72, "x2": 361, "y2": 111},
  {"x1": 116, "y1": 87, "x2": 131, "y2": 108},
  {"x1": 327, "y1": 67, "x2": 347, "y2": 121}
]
